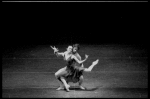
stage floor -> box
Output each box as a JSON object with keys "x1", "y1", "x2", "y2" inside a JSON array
[{"x1": 2, "y1": 44, "x2": 148, "y2": 98}]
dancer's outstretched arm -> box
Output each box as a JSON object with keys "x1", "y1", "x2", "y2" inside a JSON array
[
  {"x1": 72, "y1": 54, "x2": 89, "y2": 64},
  {"x1": 51, "y1": 46, "x2": 64, "y2": 57},
  {"x1": 56, "y1": 52, "x2": 65, "y2": 57}
]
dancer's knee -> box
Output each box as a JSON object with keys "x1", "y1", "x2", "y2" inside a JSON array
[
  {"x1": 55, "y1": 67, "x2": 67, "y2": 78},
  {"x1": 79, "y1": 76, "x2": 83, "y2": 82},
  {"x1": 55, "y1": 72, "x2": 59, "y2": 78}
]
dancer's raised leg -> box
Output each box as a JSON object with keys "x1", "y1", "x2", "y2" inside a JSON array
[{"x1": 84, "y1": 59, "x2": 99, "y2": 72}]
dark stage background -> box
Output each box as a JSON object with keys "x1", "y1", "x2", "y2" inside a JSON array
[{"x1": 2, "y1": 3, "x2": 148, "y2": 50}]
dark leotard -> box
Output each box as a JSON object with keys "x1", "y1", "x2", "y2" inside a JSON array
[{"x1": 65, "y1": 55, "x2": 84, "y2": 83}]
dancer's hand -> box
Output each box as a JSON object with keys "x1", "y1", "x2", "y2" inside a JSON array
[
  {"x1": 50, "y1": 46, "x2": 55, "y2": 50},
  {"x1": 54, "y1": 47, "x2": 59, "y2": 52},
  {"x1": 51, "y1": 46, "x2": 59, "y2": 52},
  {"x1": 85, "y1": 54, "x2": 89, "y2": 59}
]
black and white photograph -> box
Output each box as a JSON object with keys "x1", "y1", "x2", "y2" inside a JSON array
[{"x1": 2, "y1": 1, "x2": 148, "y2": 98}]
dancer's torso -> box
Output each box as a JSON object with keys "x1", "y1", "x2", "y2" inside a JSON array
[
  {"x1": 65, "y1": 52, "x2": 81, "y2": 68},
  {"x1": 63, "y1": 51, "x2": 72, "y2": 61},
  {"x1": 73, "y1": 53, "x2": 81, "y2": 66}
]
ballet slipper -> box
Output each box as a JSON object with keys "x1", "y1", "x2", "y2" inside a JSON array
[
  {"x1": 56, "y1": 86, "x2": 64, "y2": 90},
  {"x1": 65, "y1": 84, "x2": 70, "y2": 92},
  {"x1": 79, "y1": 86, "x2": 86, "y2": 90},
  {"x1": 92, "y1": 59, "x2": 99, "y2": 65}
]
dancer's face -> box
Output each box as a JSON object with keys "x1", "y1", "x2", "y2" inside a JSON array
[
  {"x1": 73, "y1": 47, "x2": 78, "y2": 53},
  {"x1": 67, "y1": 46, "x2": 72, "y2": 53}
]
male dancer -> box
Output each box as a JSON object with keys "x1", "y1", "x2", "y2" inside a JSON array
[{"x1": 51, "y1": 44, "x2": 99, "y2": 91}]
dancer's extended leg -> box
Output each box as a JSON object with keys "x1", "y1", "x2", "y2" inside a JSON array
[{"x1": 84, "y1": 59, "x2": 99, "y2": 72}]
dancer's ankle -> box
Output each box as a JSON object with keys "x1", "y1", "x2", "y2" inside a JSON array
[
  {"x1": 79, "y1": 85, "x2": 86, "y2": 90},
  {"x1": 65, "y1": 84, "x2": 70, "y2": 92}
]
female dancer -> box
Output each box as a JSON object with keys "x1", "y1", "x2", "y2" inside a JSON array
[{"x1": 51, "y1": 45, "x2": 72, "y2": 91}]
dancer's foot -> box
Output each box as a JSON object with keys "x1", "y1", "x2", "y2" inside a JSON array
[
  {"x1": 56, "y1": 86, "x2": 64, "y2": 90},
  {"x1": 92, "y1": 59, "x2": 99, "y2": 66},
  {"x1": 86, "y1": 59, "x2": 99, "y2": 72},
  {"x1": 79, "y1": 86, "x2": 86, "y2": 90},
  {"x1": 65, "y1": 84, "x2": 70, "y2": 92}
]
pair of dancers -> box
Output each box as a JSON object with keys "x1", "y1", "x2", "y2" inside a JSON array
[{"x1": 51, "y1": 44, "x2": 99, "y2": 92}]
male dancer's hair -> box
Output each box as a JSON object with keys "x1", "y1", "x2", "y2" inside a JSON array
[{"x1": 73, "y1": 44, "x2": 80, "y2": 50}]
